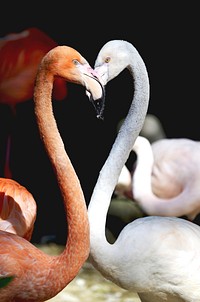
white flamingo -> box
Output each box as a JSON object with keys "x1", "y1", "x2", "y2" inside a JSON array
[
  {"x1": 88, "y1": 40, "x2": 200, "y2": 302},
  {"x1": 115, "y1": 135, "x2": 200, "y2": 221},
  {"x1": 131, "y1": 135, "x2": 200, "y2": 221}
]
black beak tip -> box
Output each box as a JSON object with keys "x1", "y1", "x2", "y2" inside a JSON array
[
  {"x1": 96, "y1": 114, "x2": 104, "y2": 120},
  {"x1": 90, "y1": 97, "x2": 105, "y2": 121}
]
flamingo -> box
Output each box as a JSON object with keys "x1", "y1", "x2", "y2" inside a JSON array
[
  {"x1": 0, "y1": 177, "x2": 37, "y2": 240},
  {"x1": 114, "y1": 134, "x2": 200, "y2": 221},
  {"x1": 88, "y1": 40, "x2": 200, "y2": 301},
  {"x1": 114, "y1": 113, "x2": 166, "y2": 199},
  {"x1": 0, "y1": 27, "x2": 67, "y2": 178},
  {"x1": 130, "y1": 135, "x2": 200, "y2": 221},
  {"x1": 0, "y1": 45, "x2": 104, "y2": 301}
]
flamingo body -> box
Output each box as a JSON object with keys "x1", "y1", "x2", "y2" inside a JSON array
[{"x1": 0, "y1": 178, "x2": 37, "y2": 240}]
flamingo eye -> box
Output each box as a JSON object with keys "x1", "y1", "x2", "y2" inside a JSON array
[
  {"x1": 105, "y1": 57, "x2": 111, "y2": 63},
  {"x1": 73, "y1": 59, "x2": 80, "y2": 65}
]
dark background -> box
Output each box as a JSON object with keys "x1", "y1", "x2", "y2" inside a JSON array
[{"x1": 0, "y1": 3, "x2": 199, "y2": 243}]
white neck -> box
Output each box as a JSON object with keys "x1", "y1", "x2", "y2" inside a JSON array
[{"x1": 88, "y1": 45, "x2": 150, "y2": 260}]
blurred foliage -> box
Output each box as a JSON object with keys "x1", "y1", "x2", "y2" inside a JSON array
[{"x1": 0, "y1": 276, "x2": 14, "y2": 289}]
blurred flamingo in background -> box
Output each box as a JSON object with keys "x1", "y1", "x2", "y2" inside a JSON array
[
  {"x1": 0, "y1": 27, "x2": 67, "y2": 178},
  {"x1": 139, "y1": 113, "x2": 166, "y2": 143},
  {"x1": 115, "y1": 134, "x2": 200, "y2": 221},
  {"x1": 131, "y1": 135, "x2": 200, "y2": 221}
]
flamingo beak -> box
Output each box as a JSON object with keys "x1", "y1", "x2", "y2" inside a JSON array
[
  {"x1": 90, "y1": 95, "x2": 105, "y2": 120},
  {"x1": 83, "y1": 68, "x2": 106, "y2": 120}
]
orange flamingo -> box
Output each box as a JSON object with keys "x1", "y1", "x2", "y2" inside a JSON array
[
  {"x1": 0, "y1": 27, "x2": 67, "y2": 178},
  {"x1": 0, "y1": 45, "x2": 104, "y2": 301},
  {"x1": 0, "y1": 177, "x2": 37, "y2": 240}
]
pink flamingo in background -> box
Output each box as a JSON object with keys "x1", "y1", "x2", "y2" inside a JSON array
[
  {"x1": 131, "y1": 135, "x2": 200, "y2": 221},
  {"x1": 115, "y1": 134, "x2": 200, "y2": 221},
  {"x1": 0, "y1": 27, "x2": 67, "y2": 178}
]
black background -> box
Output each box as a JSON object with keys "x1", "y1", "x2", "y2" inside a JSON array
[{"x1": 0, "y1": 3, "x2": 199, "y2": 243}]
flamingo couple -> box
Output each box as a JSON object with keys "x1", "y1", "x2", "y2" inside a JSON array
[{"x1": 1, "y1": 29, "x2": 200, "y2": 301}]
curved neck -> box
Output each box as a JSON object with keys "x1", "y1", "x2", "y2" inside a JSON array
[
  {"x1": 88, "y1": 46, "x2": 150, "y2": 257},
  {"x1": 132, "y1": 136, "x2": 155, "y2": 201},
  {"x1": 132, "y1": 137, "x2": 196, "y2": 219},
  {"x1": 34, "y1": 70, "x2": 89, "y2": 283}
]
